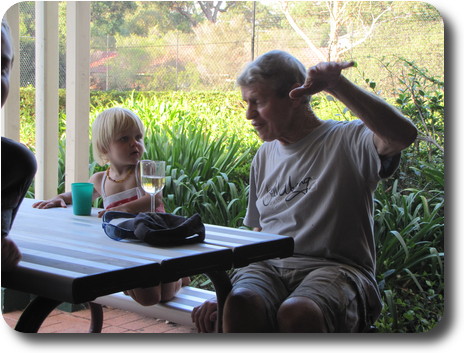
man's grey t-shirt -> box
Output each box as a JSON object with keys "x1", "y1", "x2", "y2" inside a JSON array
[{"x1": 244, "y1": 119, "x2": 399, "y2": 279}]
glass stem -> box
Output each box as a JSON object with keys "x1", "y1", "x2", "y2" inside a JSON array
[{"x1": 151, "y1": 193, "x2": 155, "y2": 213}]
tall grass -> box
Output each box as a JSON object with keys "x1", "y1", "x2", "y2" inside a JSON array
[
  {"x1": 144, "y1": 120, "x2": 251, "y2": 227},
  {"x1": 374, "y1": 176, "x2": 444, "y2": 332}
]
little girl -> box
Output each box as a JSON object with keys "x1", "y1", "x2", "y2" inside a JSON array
[{"x1": 32, "y1": 107, "x2": 188, "y2": 305}]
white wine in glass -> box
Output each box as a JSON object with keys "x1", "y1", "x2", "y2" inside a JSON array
[{"x1": 139, "y1": 160, "x2": 165, "y2": 212}]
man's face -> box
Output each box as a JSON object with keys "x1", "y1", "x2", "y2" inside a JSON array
[
  {"x1": 1, "y1": 25, "x2": 13, "y2": 107},
  {"x1": 241, "y1": 82, "x2": 293, "y2": 143}
]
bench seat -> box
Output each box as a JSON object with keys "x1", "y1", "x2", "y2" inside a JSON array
[{"x1": 93, "y1": 286, "x2": 214, "y2": 328}]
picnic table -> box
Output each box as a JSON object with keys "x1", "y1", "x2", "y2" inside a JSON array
[{"x1": 1, "y1": 198, "x2": 294, "y2": 332}]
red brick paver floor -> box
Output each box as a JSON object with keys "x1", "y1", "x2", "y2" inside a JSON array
[{"x1": 2, "y1": 305, "x2": 197, "y2": 333}]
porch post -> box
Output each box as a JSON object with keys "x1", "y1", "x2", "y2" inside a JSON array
[
  {"x1": 65, "y1": 2, "x2": 91, "y2": 191},
  {"x1": 35, "y1": 1, "x2": 59, "y2": 200}
]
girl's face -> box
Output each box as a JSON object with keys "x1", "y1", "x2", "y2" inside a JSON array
[{"x1": 106, "y1": 125, "x2": 144, "y2": 167}]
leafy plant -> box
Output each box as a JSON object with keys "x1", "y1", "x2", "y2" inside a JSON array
[
  {"x1": 374, "y1": 167, "x2": 444, "y2": 332},
  {"x1": 142, "y1": 115, "x2": 251, "y2": 227},
  {"x1": 393, "y1": 58, "x2": 444, "y2": 166}
]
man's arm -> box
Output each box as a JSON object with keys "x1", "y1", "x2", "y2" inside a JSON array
[
  {"x1": 327, "y1": 75, "x2": 417, "y2": 157},
  {"x1": 290, "y1": 61, "x2": 417, "y2": 157}
]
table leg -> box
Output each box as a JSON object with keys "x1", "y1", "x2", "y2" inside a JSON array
[
  {"x1": 205, "y1": 270, "x2": 232, "y2": 333},
  {"x1": 14, "y1": 296, "x2": 61, "y2": 333},
  {"x1": 88, "y1": 302, "x2": 103, "y2": 333}
]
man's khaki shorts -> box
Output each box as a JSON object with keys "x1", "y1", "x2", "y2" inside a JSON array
[{"x1": 231, "y1": 260, "x2": 366, "y2": 332}]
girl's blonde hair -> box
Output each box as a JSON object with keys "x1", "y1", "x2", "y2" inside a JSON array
[{"x1": 92, "y1": 107, "x2": 145, "y2": 166}]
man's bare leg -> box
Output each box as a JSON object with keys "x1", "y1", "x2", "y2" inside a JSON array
[{"x1": 223, "y1": 287, "x2": 273, "y2": 333}]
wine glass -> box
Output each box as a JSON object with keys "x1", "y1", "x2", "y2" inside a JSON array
[{"x1": 138, "y1": 160, "x2": 166, "y2": 213}]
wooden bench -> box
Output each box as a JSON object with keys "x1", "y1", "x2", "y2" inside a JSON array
[
  {"x1": 92, "y1": 288, "x2": 378, "y2": 333},
  {"x1": 92, "y1": 286, "x2": 214, "y2": 329}
]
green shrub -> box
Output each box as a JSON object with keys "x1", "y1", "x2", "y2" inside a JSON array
[
  {"x1": 143, "y1": 117, "x2": 252, "y2": 227},
  {"x1": 374, "y1": 166, "x2": 444, "y2": 332}
]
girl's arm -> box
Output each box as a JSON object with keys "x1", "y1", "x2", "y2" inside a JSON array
[
  {"x1": 97, "y1": 192, "x2": 165, "y2": 217},
  {"x1": 32, "y1": 192, "x2": 72, "y2": 209},
  {"x1": 33, "y1": 172, "x2": 103, "y2": 209}
]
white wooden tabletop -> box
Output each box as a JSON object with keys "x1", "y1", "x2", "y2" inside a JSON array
[
  {"x1": 3, "y1": 198, "x2": 231, "y2": 303},
  {"x1": 3, "y1": 198, "x2": 293, "y2": 304}
]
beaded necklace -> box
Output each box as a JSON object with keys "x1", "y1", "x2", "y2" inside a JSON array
[{"x1": 106, "y1": 167, "x2": 133, "y2": 183}]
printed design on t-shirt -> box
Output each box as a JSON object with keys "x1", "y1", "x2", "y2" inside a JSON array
[{"x1": 263, "y1": 175, "x2": 315, "y2": 207}]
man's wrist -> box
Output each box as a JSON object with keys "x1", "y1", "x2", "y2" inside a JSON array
[{"x1": 325, "y1": 75, "x2": 350, "y2": 96}]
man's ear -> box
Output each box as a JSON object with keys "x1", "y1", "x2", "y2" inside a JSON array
[
  {"x1": 289, "y1": 82, "x2": 306, "y2": 104},
  {"x1": 291, "y1": 82, "x2": 302, "y2": 91}
]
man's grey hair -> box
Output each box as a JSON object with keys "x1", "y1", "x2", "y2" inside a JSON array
[{"x1": 237, "y1": 50, "x2": 307, "y2": 99}]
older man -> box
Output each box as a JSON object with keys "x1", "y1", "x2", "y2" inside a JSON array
[{"x1": 192, "y1": 50, "x2": 416, "y2": 333}]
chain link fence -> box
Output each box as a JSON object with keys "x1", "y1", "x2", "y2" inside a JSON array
[{"x1": 17, "y1": 1, "x2": 443, "y2": 94}]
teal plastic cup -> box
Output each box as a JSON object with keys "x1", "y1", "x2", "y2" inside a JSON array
[{"x1": 71, "y1": 182, "x2": 94, "y2": 216}]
